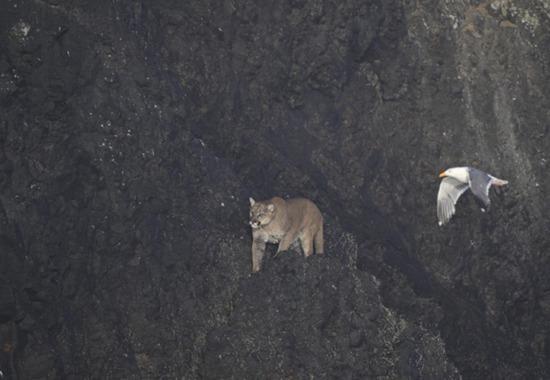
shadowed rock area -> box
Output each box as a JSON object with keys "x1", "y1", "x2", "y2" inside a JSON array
[{"x1": 1, "y1": 0, "x2": 549, "y2": 378}]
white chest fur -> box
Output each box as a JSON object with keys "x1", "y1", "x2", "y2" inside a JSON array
[{"x1": 255, "y1": 229, "x2": 284, "y2": 244}]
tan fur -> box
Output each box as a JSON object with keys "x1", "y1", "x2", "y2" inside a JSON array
[{"x1": 249, "y1": 196, "x2": 324, "y2": 272}]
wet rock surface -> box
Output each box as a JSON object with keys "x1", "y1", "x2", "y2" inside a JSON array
[{"x1": 1, "y1": 0, "x2": 549, "y2": 378}]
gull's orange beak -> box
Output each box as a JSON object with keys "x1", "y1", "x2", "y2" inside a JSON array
[{"x1": 439, "y1": 171, "x2": 447, "y2": 178}]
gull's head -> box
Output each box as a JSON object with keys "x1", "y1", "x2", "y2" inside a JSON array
[
  {"x1": 439, "y1": 167, "x2": 469, "y2": 182},
  {"x1": 439, "y1": 167, "x2": 463, "y2": 178}
]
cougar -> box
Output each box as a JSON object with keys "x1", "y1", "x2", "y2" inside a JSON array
[{"x1": 249, "y1": 196, "x2": 324, "y2": 272}]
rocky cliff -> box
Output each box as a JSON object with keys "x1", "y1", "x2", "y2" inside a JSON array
[{"x1": 1, "y1": 0, "x2": 549, "y2": 378}]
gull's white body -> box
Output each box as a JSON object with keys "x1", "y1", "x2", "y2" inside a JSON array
[{"x1": 444, "y1": 167, "x2": 470, "y2": 183}]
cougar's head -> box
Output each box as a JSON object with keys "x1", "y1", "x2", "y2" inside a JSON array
[{"x1": 249, "y1": 197, "x2": 275, "y2": 229}]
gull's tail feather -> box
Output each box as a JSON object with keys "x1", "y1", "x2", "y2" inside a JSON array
[{"x1": 490, "y1": 177, "x2": 508, "y2": 186}]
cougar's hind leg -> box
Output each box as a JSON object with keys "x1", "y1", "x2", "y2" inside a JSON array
[
  {"x1": 313, "y1": 224, "x2": 324, "y2": 255},
  {"x1": 300, "y1": 233, "x2": 314, "y2": 257}
]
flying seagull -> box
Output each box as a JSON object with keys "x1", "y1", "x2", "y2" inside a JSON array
[{"x1": 437, "y1": 167, "x2": 508, "y2": 226}]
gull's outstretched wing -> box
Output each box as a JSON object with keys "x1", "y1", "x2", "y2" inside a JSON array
[
  {"x1": 437, "y1": 177, "x2": 470, "y2": 226},
  {"x1": 468, "y1": 167, "x2": 492, "y2": 208}
]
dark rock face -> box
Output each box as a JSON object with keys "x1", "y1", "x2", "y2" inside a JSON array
[{"x1": 1, "y1": 0, "x2": 549, "y2": 378}]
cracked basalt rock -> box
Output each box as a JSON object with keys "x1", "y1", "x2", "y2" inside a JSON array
[{"x1": 0, "y1": 0, "x2": 549, "y2": 378}]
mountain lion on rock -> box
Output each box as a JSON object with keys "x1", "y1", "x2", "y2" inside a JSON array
[{"x1": 248, "y1": 196, "x2": 324, "y2": 272}]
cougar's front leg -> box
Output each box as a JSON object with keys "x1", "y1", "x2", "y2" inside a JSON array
[
  {"x1": 276, "y1": 228, "x2": 299, "y2": 254},
  {"x1": 252, "y1": 239, "x2": 267, "y2": 272}
]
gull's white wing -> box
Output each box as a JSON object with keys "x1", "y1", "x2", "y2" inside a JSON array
[{"x1": 437, "y1": 177, "x2": 470, "y2": 226}]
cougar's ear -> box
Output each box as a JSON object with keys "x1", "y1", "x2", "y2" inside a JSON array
[
  {"x1": 249, "y1": 197, "x2": 256, "y2": 206},
  {"x1": 267, "y1": 204, "x2": 274, "y2": 212}
]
